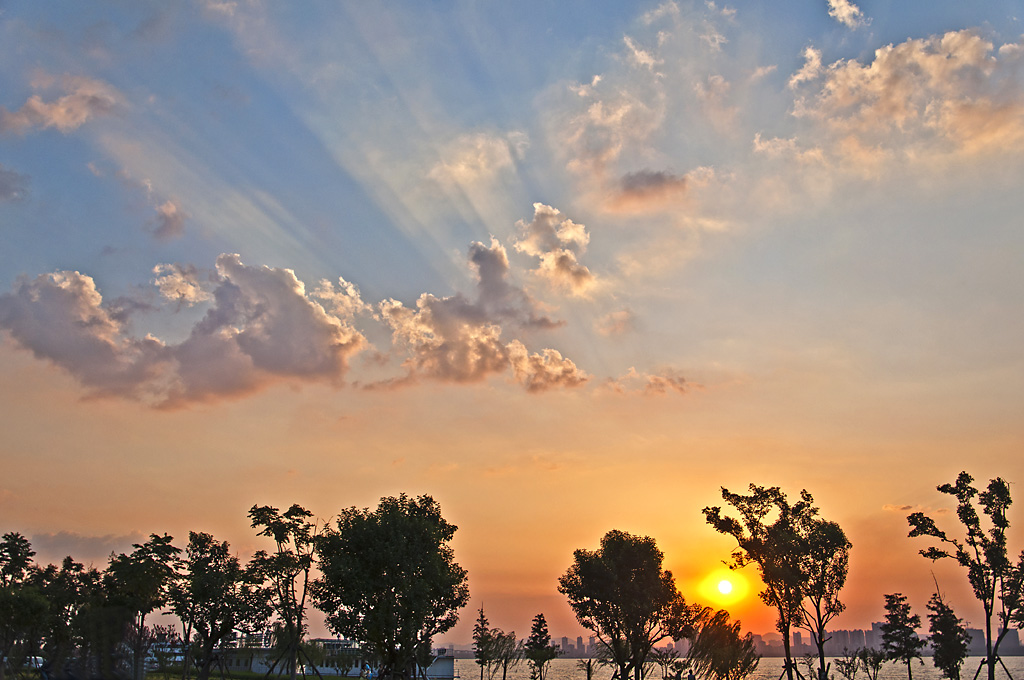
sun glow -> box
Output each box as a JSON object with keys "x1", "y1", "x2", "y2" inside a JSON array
[{"x1": 698, "y1": 568, "x2": 750, "y2": 607}]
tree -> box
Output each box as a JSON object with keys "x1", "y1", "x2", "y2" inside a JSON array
[
  {"x1": 313, "y1": 494, "x2": 470, "y2": 680},
  {"x1": 686, "y1": 610, "x2": 760, "y2": 680},
  {"x1": 926, "y1": 590, "x2": 970, "y2": 680},
  {"x1": 856, "y1": 648, "x2": 885, "y2": 680},
  {"x1": 703, "y1": 486, "x2": 818, "y2": 680},
  {"x1": 907, "y1": 472, "x2": 1024, "y2": 680},
  {"x1": 472, "y1": 607, "x2": 496, "y2": 680},
  {"x1": 32, "y1": 556, "x2": 94, "y2": 677},
  {"x1": 0, "y1": 534, "x2": 47, "y2": 680},
  {"x1": 523, "y1": 614, "x2": 559, "y2": 680},
  {"x1": 105, "y1": 533, "x2": 181, "y2": 680},
  {"x1": 558, "y1": 530, "x2": 704, "y2": 680},
  {"x1": 249, "y1": 503, "x2": 319, "y2": 680},
  {"x1": 880, "y1": 593, "x2": 925, "y2": 680},
  {"x1": 169, "y1": 532, "x2": 270, "y2": 680},
  {"x1": 799, "y1": 520, "x2": 851, "y2": 680},
  {"x1": 650, "y1": 647, "x2": 685, "y2": 680},
  {"x1": 832, "y1": 649, "x2": 859, "y2": 680},
  {"x1": 491, "y1": 629, "x2": 522, "y2": 680}
]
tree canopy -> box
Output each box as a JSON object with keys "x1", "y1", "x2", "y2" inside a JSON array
[
  {"x1": 169, "y1": 531, "x2": 270, "y2": 680},
  {"x1": 558, "y1": 530, "x2": 704, "y2": 680},
  {"x1": 704, "y1": 485, "x2": 849, "y2": 680},
  {"x1": 907, "y1": 471, "x2": 1024, "y2": 680},
  {"x1": 880, "y1": 593, "x2": 926, "y2": 680},
  {"x1": 313, "y1": 494, "x2": 469, "y2": 680}
]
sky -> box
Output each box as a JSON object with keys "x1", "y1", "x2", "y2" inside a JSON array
[{"x1": 1, "y1": 0, "x2": 1023, "y2": 644}]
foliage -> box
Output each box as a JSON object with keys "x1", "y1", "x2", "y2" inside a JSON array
[
  {"x1": 248, "y1": 503, "x2": 318, "y2": 680},
  {"x1": 490, "y1": 629, "x2": 522, "y2": 680},
  {"x1": 703, "y1": 486, "x2": 817, "y2": 680},
  {"x1": 523, "y1": 614, "x2": 559, "y2": 680},
  {"x1": 799, "y1": 520, "x2": 850, "y2": 680},
  {"x1": 856, "y1": 647, "x2": 885, "y2": 680},
  {"x1": 649, "y1": 647, "x2": 686, "y2": 680},
  {"x1": 558, "y1": 530, "x2": 704, "y2": 680},
  {"x1": 832, "y1": 649, "x2": 859, "y2": 680},
  {"x1": 907, "y1": 471, "x2": 1024, "y2": 680},
  {"x1": 473, "y1": 607, "x2": 496, "y2": 680},
  {"x1": 881, "y1": 593, "x2": 926, "y2": 680},
  {"x1": 686, "y1": 610, "x2": 759, "y2": 680},
  {"x1": 313, "y1": 494, "x2": 469, "y2": 680},
  {"x1": 168, "y1": 531, "x2": 270, "y2": 680},
  {"x1": 105, "y1": 533, "x2": 181, "y2": 680},
  {"x1": 926, "y1": 591, "x2": 970, "y2": 680}
]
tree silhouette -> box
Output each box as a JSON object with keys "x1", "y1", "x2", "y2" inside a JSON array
[
  {"x1": 491, "y1": 629, "x2": 522, "y2": 680},
  {"x1": 880, "y1": 593, "x2": 925, "y2": 680},
  {"x1": 703, "y1": 486, "x2": 816, "y2": 680},
  {"x1": 523, "y1": 614, "x2": 559, "y2": 680},
  {"x1": 169, "y1": 531, "x2": 270, "y2": 680},
  {"x1": 926, "y1": 590, "x2": 970, "y2": 680},
  {"x1": 0, "y1": 533, "x2": 47, "y2": 680},
  {"x1": 313, "y1": 494, "x2": 469, "y2": 680},
  {"x1": 558, "y1": 530, "x2": 704, "y2": 680},
  {"x1": 249, "y1": 503, "x2": 318, "y2": 680},
  {"x1": 799, "y1": 520, "x2": 851, "y2": 680},
  {"x1": 686, "y1": 609, "x2": 760, "y2": 680},
  {"x1": 907, "y1": 472, "x2": 1024, "y2": 680},
  {"x1": 105, "y1": 533, "x2": 180, "y2": 680}
]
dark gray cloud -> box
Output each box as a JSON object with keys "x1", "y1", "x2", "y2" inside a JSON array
[{"x1": 0, "y1": 164, "x2": 29, "y2": 202}]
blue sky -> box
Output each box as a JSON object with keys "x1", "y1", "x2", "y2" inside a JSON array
[{"x1": 2, "y1": 0, "x2": 1023, "y2": 639}]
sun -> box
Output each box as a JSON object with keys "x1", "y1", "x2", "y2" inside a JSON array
[{"x1": 698, "y1": 568, "x2": 750, "y2": 607}]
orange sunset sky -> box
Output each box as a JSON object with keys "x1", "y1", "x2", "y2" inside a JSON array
[{"x1": 1, "y1": 0, "x2": 1023, "y2": 645}]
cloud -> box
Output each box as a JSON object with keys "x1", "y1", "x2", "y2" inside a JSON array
[
  {"x1": 789, "y1": 46, "x2": 823, "y2": 89},
  {"x1": 379, "y1": 293, "x2": 510, "y2": 385},
  {"x1": 793, "y1": 31, "x2": 1024, "y2": 153},
  {"x1": 643, "y1": 369, "x2": 689, "y2": 395},
  {"x1": 883, "y1": 504, "x2": 950, "y2": 515},
  {"x1": 827, "y1": 0, "x2": 869, "y2": 29},
  {"x1": 312, "y1": 276, "x2": 373, "y2": 320},
  {"x1": 769, "y1": 30, "x2": 1024, "y2": 187},
  {"x1": 624, "y1": 36, "x2": 662, "y2": 71},
  {"x1": 428, "y1": 131, "x2": 529, "y2": 187},
  {"x1": 595, "y1": 309, "x2": 636, "y2": 337},
  {"x1": 695, "y1": 74, "x2": 738, "y2": 131},
  {"x1": 0, "y1": 255, "x2": 367, "y2": 406},
  {"x1": 0, "y1": 164, "x2": 29, "y2": 202},
  {"x1": 152, "y1": 263, "x2": 212, "y2": 306},
  {"x1": 0, "y1": 270, "x2": 169, "y2": 400},
  {"x1": 512, "y1": 203, "x2": 597, "y2": 296},
  {"x1": 376, "y1": 240, "x2": 582, "y2": 390},
  {"x1": 507, "y1": 340, "x2": 589, "y2": 392},
  {"x1": 557, "y1": 83, "x2": 667, "y2": 181},
  {"x1": 30, "y1": 530, "x2": 145, "y2": 567},
  {"x1": 603, "y1": 367, "x2": 692, "y2": 396},
  {"x1": 0, "y1": 75, "x2": 120, "y2": 135},
  {"x1": 150, "y1": 199, "x2": 187, "y2": 241},
  {"x1": 169, "y1": 254, "x2": 367, "y2": 402}
]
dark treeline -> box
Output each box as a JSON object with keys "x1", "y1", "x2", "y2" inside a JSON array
[
  {"x1": 2, "y1": 472, "x2": 1021, "y2": 680},
  {"x1": 0, "y1": 494, "x2": 468, "y2": 680}
]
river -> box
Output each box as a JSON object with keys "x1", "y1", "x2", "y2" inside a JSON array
[{"x1": 455, "y1": 657, "x2": 1024, "y2": 680}]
